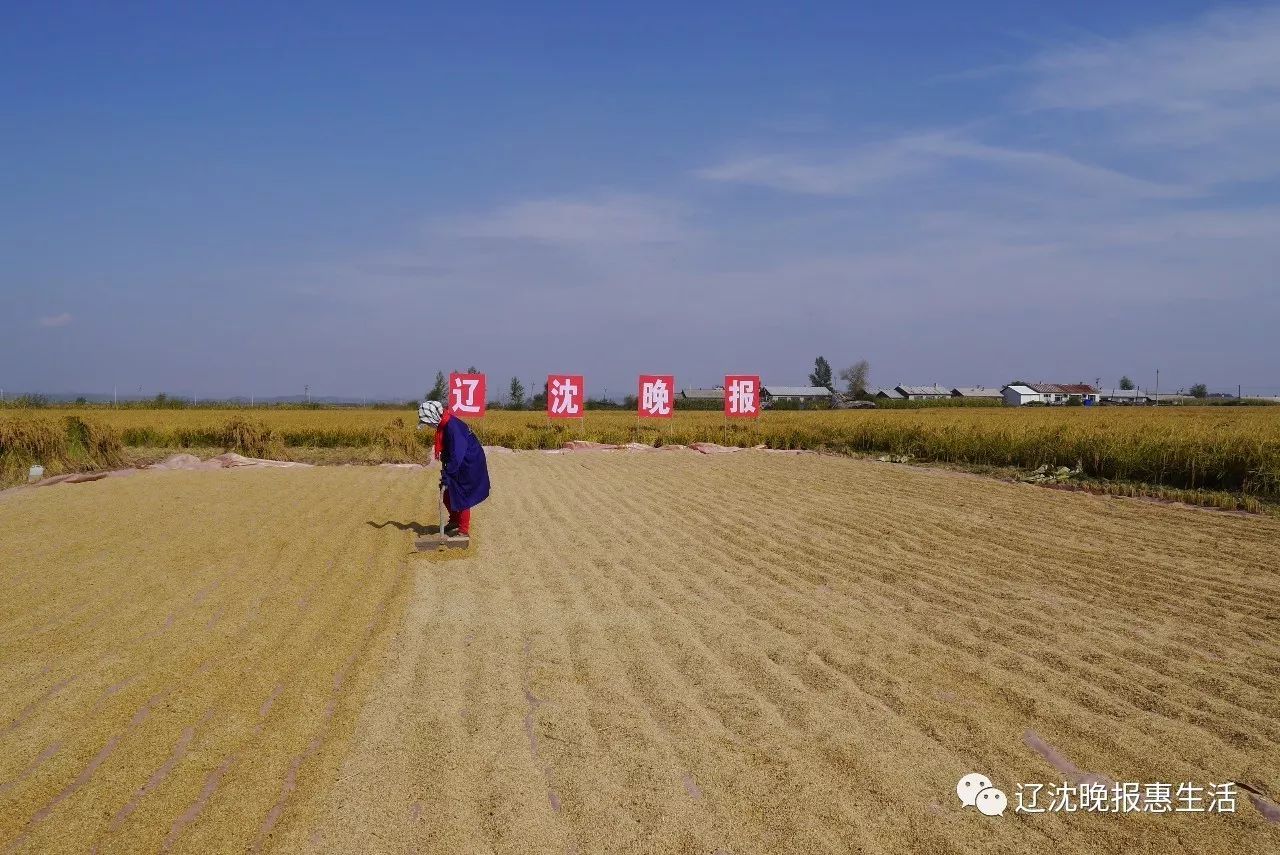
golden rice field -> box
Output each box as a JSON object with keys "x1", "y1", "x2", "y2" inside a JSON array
[
  {"x1": 4, "y1": 406, "x2": 1280, "y2": 503},
  {"x1": 2, "y1": 450, "x2": 1278, "y2": 853}
]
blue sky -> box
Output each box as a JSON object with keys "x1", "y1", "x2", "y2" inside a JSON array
[{"x1": 3, "y1": 1, "x2": 1277, "y2": 399}]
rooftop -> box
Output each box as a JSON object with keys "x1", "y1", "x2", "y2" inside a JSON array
[
  {"x1": 951, "y1": 386, "x2": 1002, "y2": 397},
  {"x1": 1026, "y1": 383, "x2": 1098, "y2": 395},
  {"x1": 762, "y1": 385, "x2": 832, "y2": 397}
]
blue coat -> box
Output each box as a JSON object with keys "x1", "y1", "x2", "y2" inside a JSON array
[{"x1": 440, "y1": 416, "x2": 490, "y2": 511}]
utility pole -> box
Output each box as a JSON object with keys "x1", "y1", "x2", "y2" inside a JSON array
[
  {"x1": 1238, "y1": 384, "x2": 1242, "y2": 400},
  {"x1": 1154, "y1": 369, "x2": 1159, "y2": 407},
  {"x1": 305, "y1": 384, "x2": 310, "y2": 405}
]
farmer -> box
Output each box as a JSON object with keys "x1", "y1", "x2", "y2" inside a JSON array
[{"x1": 417, "y1": 400, "x2": 490, "y2": 536}]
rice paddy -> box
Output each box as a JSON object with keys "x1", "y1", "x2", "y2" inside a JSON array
[{"x1": 4, "y1": 406, "x2": 1279, "y2": 502}]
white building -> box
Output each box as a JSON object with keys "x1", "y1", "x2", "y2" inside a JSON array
[
  {"x1": 1002, "y1": 384, "x2": 1041, "y2": 406},
  {"x1": 1002, "y1": 383, "x2": 1101, "y2": 406}
]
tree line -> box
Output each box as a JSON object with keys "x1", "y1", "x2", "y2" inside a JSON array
[{"x1": 422, "y1": 361, "x2": 1221, "y2": 410}]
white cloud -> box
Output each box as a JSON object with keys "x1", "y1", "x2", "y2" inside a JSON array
[
  {"x1": 38, "y1": 313, "x2": 72, "y2": 328},
  {"x1": 696, "y1": 134, "x2": 942, "y2": 195},
  {"x1": 1025, "y1": 7, "x2": 1280, "y2": 114},
  {"x1": 1021, "y1": 6, "x2": 1280, "y2": 182},
  {"x1": 696, "y1": 131, "x2": 1188, "y2": 200},
  {"x1": 439, "y1": 194, "x2": 689, "y2": 245},
  {"x1": 701, "y1": 7, "x2": 1280, "y2": 196}
]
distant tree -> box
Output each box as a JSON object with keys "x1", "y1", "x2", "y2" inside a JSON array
[
  {"x1": 529, "y1": 380, "x2": 548, "y2": 411},
  {"x1": 809, "y1": 356, "x2": 833, "y2": 390},
  {"x1": 838, "y1": 360, "x2": 870, "y2": 396},
  {"x1": 1119, "y1": 376, "x2": 1135, "y2": 390},
  {"x1": 1190, "y1": 383, "x2": 1208, "y2": 398},
  {"x1": 75, "y1": 397, "x2": 87, "y2": 405},
  {"x1": 426, "y1": 371, "x2": 446, "y2": 402},
  {"x1": 467, "y1": 365, "x2": 479, "y2": 374},
  {"x1": 508, "y1": 376, "x2": 525, "y2": 410},
  {"x1": 147, "y1": 392, "x2": 187, "y2": 410}
]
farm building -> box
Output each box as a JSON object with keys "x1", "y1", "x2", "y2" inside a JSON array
[
  {"x1": 950, "y1": 386, "x2": 1002, "y2": 399},
  {"x1": 869, "y1": 387, "x2": 905, "y2": 399},
  {"x1": 1002, "y1": 383, "x2": 1101, "y2": 406},
  {"x1": 896, "y1": 385, "x2": 951, "y2": 400},
  {"x1": 1097, "y1": 388, "x2": 1199, "y2": 405},
  {"x1": 1002, "y1": 385, "x2": 1040, "y2": 406},
  {"x1": 1147, "y1": 392, "x2": 1198, "y2": 405},
  {"x1": 680, "y1": 387, "x2": 723, "y2": 400},
  {"x1": 761, "y1": 385, "x2": 833, "y2": 406},
  {"x1": 1099, "y1": 388, "x2": 1150, "y2": 405}
]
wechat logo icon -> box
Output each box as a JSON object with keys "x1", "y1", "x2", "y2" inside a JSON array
[{"x1": 957, "y1": 772, "x2": 1007, "y2": 817}]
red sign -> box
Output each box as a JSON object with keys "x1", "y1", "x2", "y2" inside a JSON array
[
  {"x1": 638, "y1": 375, "x2": 675, "y2": 418},
  {"x1": 547, "y1": 374, "x2": 584, "y2": 418},
  {"x1": 448, "y1": 373, "x2": 486, "y2": 417},
  {"x1": 724, "y1": 375, "x2": 761, "y2": 418}
]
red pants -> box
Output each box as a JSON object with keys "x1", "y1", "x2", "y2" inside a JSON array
[{"x1": 443, "y1": 489, "x2": 470, "y2": 535}]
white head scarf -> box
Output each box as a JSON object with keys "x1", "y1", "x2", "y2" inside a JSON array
[{"x1": 418, "y1": 400, "x2": 444, "y2": 426}]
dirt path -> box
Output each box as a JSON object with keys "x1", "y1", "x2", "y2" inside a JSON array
[{"x1": 2, "y1": 452, "x2": 1278, "y2": 853}]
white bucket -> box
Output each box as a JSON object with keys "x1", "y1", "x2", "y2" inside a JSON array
[{"x1": 28, "y1": 465, "x2": 45, "y2": 482}]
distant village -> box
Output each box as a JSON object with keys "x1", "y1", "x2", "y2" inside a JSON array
[{"x1": 679, "y1": 383, "x2": 1269, "y2": 408}]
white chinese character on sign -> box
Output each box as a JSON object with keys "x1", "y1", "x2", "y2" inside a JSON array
[
  {"x1": 1206, "y1": 782, "x2": 1236, "y2": 813},
  {"x1": 641, "y1": 378, "x2": 671, "y2": 416},
  {"x1": 728, "y1": 378, "x2": 756, "y2": 414},
  {"x1": 551, "y1": 378, "x2": 580, "y2": 415},
  {"x1": 451, "y1": 377, "x2": 481, "y2": 414}
]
